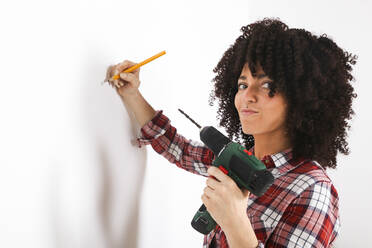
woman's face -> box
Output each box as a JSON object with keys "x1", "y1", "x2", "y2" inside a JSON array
[{"x1": 234, "y1": 63, "x2": 288, "y2": 136}]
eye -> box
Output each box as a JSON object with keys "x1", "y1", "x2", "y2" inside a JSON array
[
  {"x1": 237, "y1": 83, "x2": 247, "y2": 90},
  {"x1": 262, "y1": 81, "x2": 272, "y2": 89}
]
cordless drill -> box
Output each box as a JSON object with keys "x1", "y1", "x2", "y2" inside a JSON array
[{"x1": 178, "y1": 109, "x2": 275, "y2": 235}]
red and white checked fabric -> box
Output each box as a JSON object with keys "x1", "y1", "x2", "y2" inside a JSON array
[{"x1": 136, "y1": 110, "x2": 340, "y2": 247}]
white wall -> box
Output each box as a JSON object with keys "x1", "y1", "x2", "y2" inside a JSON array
[{"x1": 0, "y1": 0, "x2": 371, "y2": 247}]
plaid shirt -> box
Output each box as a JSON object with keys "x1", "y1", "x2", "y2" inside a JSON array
[{"x1": 136, "y1": 110, "x2": 340, "y2": 247}]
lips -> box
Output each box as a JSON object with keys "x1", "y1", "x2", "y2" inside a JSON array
[
  {"x1": 242, "y1": 110, "x2": 258, "y2": 113},
  {"x1": 241, "y1": 108, "x2": 258, "y2": 113},
  {"x1": 240, "y1": 109, "x2": 258, "y2": 117}
]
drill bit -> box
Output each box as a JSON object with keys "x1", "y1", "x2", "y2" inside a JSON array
[{"x1": 178, "y1": 109, "x2": 202, "y2": 129}]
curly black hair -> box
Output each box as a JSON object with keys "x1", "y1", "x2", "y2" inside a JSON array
[{"x1": 208, "y1": 17, "x2": 357, "y2": 169}]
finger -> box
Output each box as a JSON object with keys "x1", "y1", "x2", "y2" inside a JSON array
[
  {"x1": 207, "y1": 166, "x2": 229, "y2": 183},
  {"x1": 203, "y1": 186, "x2": 215, "y2": 198},
  {"x1": 107, "y1": 78, "x2": 114, "y2": 87},
  {"x1": 117, "y1": 60, "x2": 138, "y2": 73},
  {"x1": 120, "y1": 72, "x2": 137, "y2": 82},
  {"x1": 110, "y1": 65, "x2": 120, "y2": 78},
  {"x1": 201, "y1": 194, "x2": 209, "y2": 205},
  {"x1": 112, "y1": 69, "x2": 124, "y2": 87},
  {"x1": 114, "y1": 79, "x2": 120, "y2": 88},
  {"x1": 104, "y1": 65, "x2": 115, "y2": 82},
  {"x1": 117, "y1": 80, "x2": 123, "y2": 88},
  {"x1": 206, "y1": 177, "x2": 219, "y2": 190},
  {"x1": 106, "y1": 68, "x2": 118, "y2": 84},
  {"x1": 119, "y1": 72, "x2": 129, "y2": 81}
]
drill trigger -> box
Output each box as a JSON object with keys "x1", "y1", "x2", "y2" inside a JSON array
[
  {"x1": 243, "y1": 149, "x2": 253, "y2": 156},
  {"x1": 218, "y1": 165, "x2": 228, "y2": 175}
]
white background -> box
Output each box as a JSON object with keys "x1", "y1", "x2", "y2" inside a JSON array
[{"x1": 0, "y1": 0, "x2": 371, "y2": 247}]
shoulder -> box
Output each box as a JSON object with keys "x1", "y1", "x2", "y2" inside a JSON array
[
  {"x1": 283, "y1": 159, "x2": 338, "y2": 198},
  {"x1": 292, "y1": 159, "x2": 332, "y2": 183}
]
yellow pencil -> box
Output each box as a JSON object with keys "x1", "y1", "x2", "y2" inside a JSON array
[{"x1": 111, "y1": 50, "x2": 166, "y2": 80}]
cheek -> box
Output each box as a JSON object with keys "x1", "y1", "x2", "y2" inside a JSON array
[
  {"x1": 264, "y1": 108, "x2": 282, "y2": 123},
  {"x1": 234, "y1": 94, "x2": 239, "y2": 109},
  {"x1": 240, "y1": 98, "x2": 287, "y2": 134},
  {"x1": 263, "y1": 102, "x2": 287, "y2": 128}
]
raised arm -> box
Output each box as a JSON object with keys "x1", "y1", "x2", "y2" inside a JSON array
[
  {"x1": 105, "y1": 60, "x2": 156, "y2": 127},
  {"x1": 105, "y1": 60, "x2": 214, "y2": 177}
]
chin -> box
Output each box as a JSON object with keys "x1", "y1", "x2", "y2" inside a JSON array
[
  {"x1": 242, "y1": 124, "x2": 265, "y2": 135},
  {"x1": 242, "y1": 128, "x2": 255, "y2": 135}
]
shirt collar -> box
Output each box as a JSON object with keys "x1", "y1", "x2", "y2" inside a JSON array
[{"x1": 248, "y1": 146, "x2": 307, "y2": 178}]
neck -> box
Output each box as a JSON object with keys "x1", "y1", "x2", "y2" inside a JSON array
[{"x1": 253, "y1": 131, "x2": 291, "y2": 160}]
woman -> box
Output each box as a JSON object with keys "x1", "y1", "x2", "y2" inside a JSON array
[{"x1": 105, "y1": 18, "x2": 357, "y2": 247}]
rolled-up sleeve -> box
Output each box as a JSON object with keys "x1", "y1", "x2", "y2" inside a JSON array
[
  {"x1": 136, "y1": 110, "x2": 215, "y2": 177},
  {"x1": 136, "y1": 110, "x2": 168, "y2": 147}
]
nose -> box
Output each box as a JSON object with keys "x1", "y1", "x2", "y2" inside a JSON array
[{"x1": 242, "y1": 84, "x2": 259, "y2": 103}]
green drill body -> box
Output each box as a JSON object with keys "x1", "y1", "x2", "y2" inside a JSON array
[
  {"x1": 191, "y1": 141, "x2": 273, "y2": 234},
  {"x1": 177, "y1": 109, "x2": 274, "y2": 235}
]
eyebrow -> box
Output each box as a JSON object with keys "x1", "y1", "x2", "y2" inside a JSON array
[{"x1": 238, "y1": 74, "x2": 268, "y2": 80}]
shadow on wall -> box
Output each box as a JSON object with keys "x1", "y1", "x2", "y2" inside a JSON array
[{"x1": 73, "y1": 50, "x2": 147, "y2": 248}]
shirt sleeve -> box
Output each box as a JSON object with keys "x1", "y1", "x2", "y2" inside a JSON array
[
  {"x1": 265, "y1": 181, "x2": 340, "y2": 247},
  {"x1": 136, "y1": 110, "x2": 215, "y2": 177}
]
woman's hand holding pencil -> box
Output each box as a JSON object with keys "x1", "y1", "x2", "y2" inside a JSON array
[
  {"x1": 105, "y1": 60, "x2": 141, "y2": 98},
  {"x1": 103, "y1": 50, "x2": 166, "y2": 99}
]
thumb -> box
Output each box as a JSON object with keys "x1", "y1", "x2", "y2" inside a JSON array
[{"x1": 120, "y1": 72, "x2": 136, "y2": 81}]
